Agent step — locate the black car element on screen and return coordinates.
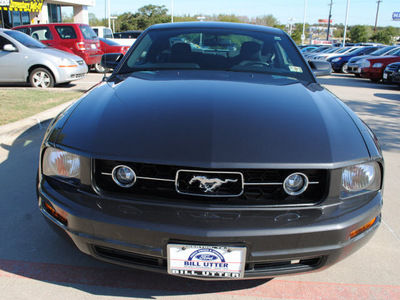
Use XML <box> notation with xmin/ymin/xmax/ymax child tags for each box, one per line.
<box><xmin>37</xmin><ymin>22</ymin><xmax>383</xmax><ymax>280</ymax></box>
<box><xmin>383</xmin><ymin>62</ymin><xmax>400</xmax><ymax>86</ymax></box>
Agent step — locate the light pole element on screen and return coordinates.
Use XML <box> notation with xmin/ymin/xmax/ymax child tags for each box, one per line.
<box><xmin>374</xmin><ymin>0</ymin><xmax>382</xmax><ymax>33</ymax></box>
<box><xmin>288</xmin><ymin>18</ymin><xmax>295</xmax><ymax>36</ymax></box>
<box><xmin>171</xmin><ymin>0</ymin><xmax>174</xmax><ymax>23</ymax></box>
<box><xmin>302</xmin><ymin>0</ymin><xmax>307</xmax><ymax>45</ymax></box>
<box><xmin>342</xmin><ymin>0</ymin><xmax>350</xmax><ymax>47</ymax></box>
<box><xmin>107</xmin><ymin>0</ymin><xmax>111</xmax><ymax>29</ymax></box>
<box><xmin>327</xmin><ymin>0</ymin><xmax>333</xmax><ymax>41</ymax></box>
<box><xmin>110</xmin><ymin>16</ymin><xmax>117</xmax><ymax>33</ymax></box>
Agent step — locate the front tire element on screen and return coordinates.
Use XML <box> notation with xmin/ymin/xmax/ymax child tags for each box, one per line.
<box><xmin>29</xmin><ymin>68</ymin><xmax>54</xmax><ymax>88</ymax></box>
<box><xmin>341</xmin><ymin>63</ymin><xmax>348</xmax><ymax>73</ymax></box>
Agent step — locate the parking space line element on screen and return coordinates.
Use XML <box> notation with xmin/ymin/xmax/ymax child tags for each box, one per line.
<box><xmin>0</xmin><ymin>259</ymin><xmax>399</xmax><ymax>299</ymax></box>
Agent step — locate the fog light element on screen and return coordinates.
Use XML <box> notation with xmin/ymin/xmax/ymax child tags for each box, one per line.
<box><xmin>112</xmin><ymin>165</ymin><xmax>136</xmax><ymax>188</ymax></box>
<box><xmin>283</xmin><ymin>173</ymin><xmax>309</xmax><ymax>196</ymax></box>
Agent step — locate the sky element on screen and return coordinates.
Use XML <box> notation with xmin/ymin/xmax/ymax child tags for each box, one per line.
<box><xmin>86</xmin><ymin>0</ymin><xmax>400</xmax><ymax>28</ymax></box>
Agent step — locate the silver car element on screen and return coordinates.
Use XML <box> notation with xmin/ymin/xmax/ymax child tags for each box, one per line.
<box><xmin>0</xmin><ymin>29</ymin><xmax>88</xmax><ymax>88</ymax></box>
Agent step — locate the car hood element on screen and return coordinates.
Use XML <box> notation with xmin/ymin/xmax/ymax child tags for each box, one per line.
<box><xmin>33</xmin><ymin>47</ymin><xmax>84</xmax><ymax>62</ymax></box>
<box><xmin>366</xmin><ymin>55</ymin><xmax>400</xmax><ymax>63</ymax></box>
<box><xmin>56</xmin><ymin>71</ymin><xmax>369</xmax><ymax>168</ymax></box>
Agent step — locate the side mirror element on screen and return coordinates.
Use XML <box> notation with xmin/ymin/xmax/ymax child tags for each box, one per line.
<box><xmin>3</xmin><ymin>44</ymin><xmax>17</xmax><ymax>52</ymax></box>
<box><xmin>308</xmin><ymin>60</ymin><xmax>332</xmax><ymax>76</ymax></box>
<box><xmin>101</xmin><ymin>53</ymin><xmax>124</xmax><ymax>70</ymax></box>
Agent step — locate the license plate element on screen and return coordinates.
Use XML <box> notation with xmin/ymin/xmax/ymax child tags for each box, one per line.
<box><xmin>357</xmin><ymin>68</ymin><xmax>361</xmax><ymax>73</ymax></box>
<box><xmin>383</xmin><ymin>73</ymin><xmax>388</xmax><ymax>79</ymax></box>
<box><xmin>167</xmin><ymin>244</ymin><xmax>246</xmax><ymax>278</ymax></box>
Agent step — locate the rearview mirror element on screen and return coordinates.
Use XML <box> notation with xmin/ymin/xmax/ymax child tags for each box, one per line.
<box><xmin>101</xmin><ymin>53</ymin><xmax>124</xmax><ymax>70</ymax></box>
<box><xmin>3</xmin><ymin>44</ymin><xmax>17</xmax><ymax>52</ymax></box>
<box><xmin>308</xmin><ymin>60</ymin><xmax>332</xmax><ymax>76</ymax></box>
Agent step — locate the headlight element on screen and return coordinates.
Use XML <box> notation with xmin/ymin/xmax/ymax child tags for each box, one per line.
<box><xmin>372</xmin><ymin>63</ymin><xmax>383</xmax><ymax>68</ymax></box>
<box><xmin>360</xmin><ymin>60</ymin><xmax>370</xmax><ymax>68</ymax></box>
<box><xmin>341</xmin><ymin>162</ymin><xmax>381</xmax><ymax>198</ymax></box>
<box><xmin>42</xmin><ymin>147</ymin><xmax>80</xmax><ymax>185</ymax></box>
<box><xmin>58</xmin><ymin>58</ymin><xmax>78</xmax><ymax>67</ymax></box>
<box><xmin>332</xmin><ymin>58</ymin><xmax>341</xmax><ymax>62</ymax></box>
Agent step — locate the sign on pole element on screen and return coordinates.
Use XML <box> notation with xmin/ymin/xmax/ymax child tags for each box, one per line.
<box><xmin>393</xmin><ymin>12</ymin><xmax>400</xmax><ymax>21</ymax></box>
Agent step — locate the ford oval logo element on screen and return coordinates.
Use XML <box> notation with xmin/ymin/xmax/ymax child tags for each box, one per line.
<box><xmin>195</xmin><ymin>254</ymin><xmax>219</xmax><ymax>261</ymax></box>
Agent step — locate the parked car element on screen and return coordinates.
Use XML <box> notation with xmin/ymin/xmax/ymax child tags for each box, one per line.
<box><xmin>313</xmin><ymin>46</ymin><xmax>361</xmax><ymax>61</ymax></box>
<box><xmin>359</xmin><ymin>48</ymin><xmax>400</xmax><ymax>82</ymax></box>
<box><xmin>0</xmin><ymin>29</ymin><xmax>87</xmax><ymax>88</ymax></box>
<box><xmin>113</xmin><ymin>30</ymin><xmax>143</xmax><ymax>46</ymax></box>
<box><xmin>13</xmin><ymin>23</ymin><xmax>103</xmax><ymax>71</ymax></box>
<box><xmin>347</xmin><ymin>45</ymin><xmax>400</xmax><ymax>77</ymax></box>
<box><xmin>38</xmin><ymin>22</ymin><xmax>383</xmax><ymax>280</ymax></box>
<box><xmin>92</xmin><ymin>26</ymin><xmax>113</xmax><ymax>39</ymax></box>
<box><xmin>94</xmin><ymin>37</ymin><xmax>130</xmax><ymax>72</ymax></box>
<box><xmin>302</xmin><ymin>45</ymin><xmax>333</xmax><ymax>59</ymax></box>
<box><xmin>383</xmin><ymin>62</ymin><xmax>400</xmax><ymax>86</ymax></box>
<box><xmin>327</xmin><ymin>46</ymin><xmax>382</xmax><ymax>73</ymax></box>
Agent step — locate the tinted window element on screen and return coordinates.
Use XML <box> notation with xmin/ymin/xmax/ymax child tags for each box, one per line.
<box><xmin>79</xmin><ymin>25</ymin><xmax>97</xmax><ymax>40</ymax></box>
<box><xmin>56</xmin><ymin>26</ymin><xmax>77</xmax><ymax>39</ymax></box>
<box><xmin>119</xmin><ymin>27</ymin><xmax>313</xmax><ymax>83</ymax></box>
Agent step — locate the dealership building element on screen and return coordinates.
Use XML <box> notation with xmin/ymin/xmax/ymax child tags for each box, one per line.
<box><xmin>0</xmin><ymin>0</ymin><xmax>95</xmax><ymax>28</ymax></box>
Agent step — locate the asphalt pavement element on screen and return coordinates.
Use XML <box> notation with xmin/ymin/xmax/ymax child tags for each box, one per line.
<box><xmin>0</xmin><ymin>73</ymin><xmax>399</xmax><ymax>299</ymax></box>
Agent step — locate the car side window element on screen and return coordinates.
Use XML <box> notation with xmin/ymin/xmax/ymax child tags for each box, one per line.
<box><xmin>55</xmin><ymin>26</ymin><xmax>77</xmax><ymax>39</ymax></box>
<box><xmin>31</xmin><ymin>27</ymin><xmax>53</xmax><ymax>41</ymax></box>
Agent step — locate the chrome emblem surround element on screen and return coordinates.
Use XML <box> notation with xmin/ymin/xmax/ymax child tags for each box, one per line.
<box><xmin>175</xmin><ymin>170</ymin><xmax>244</xmax><ymax>197</ymax></box>
<box><xmin>189</xmin><ymin>176</ymin><xmax>238</xmax><ymax>193</ymax></box>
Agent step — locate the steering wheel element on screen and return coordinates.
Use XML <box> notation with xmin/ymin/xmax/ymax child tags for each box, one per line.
<box><xmin>243</xmin><ymin>61</ymin><xmax>270</xmax><ymax>67</ymax></box>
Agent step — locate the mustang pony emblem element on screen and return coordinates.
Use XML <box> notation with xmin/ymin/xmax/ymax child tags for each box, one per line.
<box><xmin>189</xmin><ymin>176</ymin><xmax>238</xmax><ymax>193</ymax></box>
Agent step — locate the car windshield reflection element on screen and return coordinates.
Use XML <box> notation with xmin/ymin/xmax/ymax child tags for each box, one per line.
<box><xmin>117</xmin><ymin>27</ymin><xmax>313</xmax><ymax>83</ymax></box>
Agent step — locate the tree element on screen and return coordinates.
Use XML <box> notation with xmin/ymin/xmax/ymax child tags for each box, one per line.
<box><xmin>371</xmin><ymin>26</ymin><xmax>397</xmax><ymax>44</ymax></box>
<box><xmin>348</xmin><ymin>25</ymin><xmax>371</xmax><ymax>43</ymax></box>
<box><xmin>253</xmin><ymin>14</ymin><xmax>278</xmax><ymax>27</ymax></box>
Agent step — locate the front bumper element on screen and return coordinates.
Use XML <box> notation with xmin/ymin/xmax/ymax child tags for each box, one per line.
<box><xmin>56</xmin><ymin>63</ymin><xmax>88</xmax><ymax>84</ymax></box>
<box><xmin>37</xmin><ymin>175</ymin><xmax>382</xmax><ymax>280</ymax></box>
<box><xmin>360</xmin><ymin>67</ymin><xmax>383</xmax><ymax>81</ymax></box>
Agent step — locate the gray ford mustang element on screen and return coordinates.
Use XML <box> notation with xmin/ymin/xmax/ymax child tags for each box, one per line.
<box><xmin>37</xmin><ymin>22</ymin><xmax>383</xmax><ymax>280</ymax></box>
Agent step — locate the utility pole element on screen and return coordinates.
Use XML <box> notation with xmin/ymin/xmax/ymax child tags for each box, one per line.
<box><xmin>326</xmin><ymin>0</ymin><xmax>333</xmax><ymax>41</ymax></box>
<box><xmin>374</xmin><ymin>0</ymin><xmax>382</xmax><ymax>33</ymax></box>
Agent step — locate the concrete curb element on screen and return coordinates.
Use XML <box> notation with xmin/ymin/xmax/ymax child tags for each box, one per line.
<box><xmin>0</xmin><ymin>100</ymin><xmax>76</xmax><ymax>140</ymax></box>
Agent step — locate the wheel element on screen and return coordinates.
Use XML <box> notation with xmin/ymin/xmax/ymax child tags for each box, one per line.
<box><xmin>341</xmin><ymin>63</ymin><xmax>348</xmax><ymax>73</ymax></box>
<box><xmin>29</xmin><ymin>68</ymin><xmax>54</xmax><ymax>88</ymax></box>
<box><xmin>94</xmin><ymin>63</ymin><xmax>109</xmax><ymax>73</ymax></box>
<box><xmin>354</xmin><ymin>74</ymin><xmax>361</xmax><ymax>78</ymax></box>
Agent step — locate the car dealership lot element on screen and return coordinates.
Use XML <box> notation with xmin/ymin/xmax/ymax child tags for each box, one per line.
<box><xmin>0</xmin><ymin>73</ymin><xmax>399</xmax><ymax>299</ymax></box>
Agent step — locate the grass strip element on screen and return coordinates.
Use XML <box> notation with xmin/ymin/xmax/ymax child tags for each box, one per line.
<box><xmin>0</xmin><ymin>89</ymin><xmax>82</xmax><ymax>126</ymax></box>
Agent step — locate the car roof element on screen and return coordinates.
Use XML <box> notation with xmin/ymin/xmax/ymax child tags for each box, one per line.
<box><xmin>148</xmin><ymin>22</ymin><xmax>285</xmax><ymax>35</ymax></box>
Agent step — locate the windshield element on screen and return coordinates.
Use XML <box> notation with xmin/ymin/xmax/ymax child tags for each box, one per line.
<box><xmin>117</xmin><ymin>27</ymin><xmax>314</xmax><ymax>83</ymax></box>
<box><xmin>5</xmin><ymin>30</ymin><xmax>46</xmax><ymax>48</ymax></box>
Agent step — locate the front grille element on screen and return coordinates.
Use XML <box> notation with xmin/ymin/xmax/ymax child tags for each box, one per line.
<box><xmin>93</xmin><ymin>245</ymin><xmax>164</xmax><ymax>269</ymax></box>
<box><xmin>93</xmin><ymin>245</ymin><xmax>323</xmax><ymax>275</ymax></box>
<box><xmin>385</xmin><ymin>65</ymin><xmax>399</xmax><ymax>72</ymax></box>
<box><xmin>93</xmin><ymin>159</ymin><xmax>328</xmax><ymax>206</ymax></box>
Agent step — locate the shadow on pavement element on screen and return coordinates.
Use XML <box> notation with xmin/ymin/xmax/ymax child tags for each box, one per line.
<box><xmin>0</xmin><ymin>122</ymin><xmax>268</xmax><ymax>297</ymax></box>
